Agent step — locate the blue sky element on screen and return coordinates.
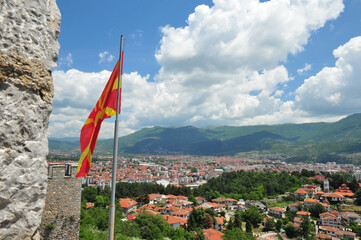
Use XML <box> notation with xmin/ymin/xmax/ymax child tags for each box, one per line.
<box><xmin>49</xmin><ymin>0</ymin><xmax>361</xmax><ymax>139</ymax></box>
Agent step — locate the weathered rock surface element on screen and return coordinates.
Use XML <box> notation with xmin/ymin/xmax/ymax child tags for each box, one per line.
<box><xmin>0</xmin><ymin>0</ymin><xmax>60</xmax><ymax>239</ymax></box>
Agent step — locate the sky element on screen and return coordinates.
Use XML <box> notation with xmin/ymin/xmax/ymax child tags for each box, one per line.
<box><xmin>49</xmin><ymin>0</ymin><xmax>361</xmax><ymax>139</ymax></box>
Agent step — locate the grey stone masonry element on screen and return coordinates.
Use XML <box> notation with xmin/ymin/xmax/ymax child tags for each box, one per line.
<box><xmin>39</xmin><ymin>163</ymin><xmax>81</xmax><ymax>240</ymax></box>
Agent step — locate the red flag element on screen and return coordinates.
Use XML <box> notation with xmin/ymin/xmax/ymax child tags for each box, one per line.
<box><xmin>76</xmin><ymin>52</ymin><xmax>124</xmax><ymax>177</ymax></box>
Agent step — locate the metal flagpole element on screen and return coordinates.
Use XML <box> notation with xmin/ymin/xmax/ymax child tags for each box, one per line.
<box><xmin>108</xmin><ymin>35</ymin><xmax>124</xmax><ymax>240</ymax></box>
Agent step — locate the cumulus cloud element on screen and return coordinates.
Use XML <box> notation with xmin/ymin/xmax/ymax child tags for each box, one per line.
<box><xmin>156</xmin><ymin>0</ymin><xmax>343</xmax><ymax>81</ymax></box>
<box><xmin>99</xmin><ymin>51</ymin><xmax>115</xmax><ymax>64</ymax></box>
<box><xmin>297</xmin><ymin>63</ymin><xmax>312</xmax><ymax>74</ymax></box>
<box><xmin>295</xmin><ymin>36</ymin><xmax>361</xmax><ymax>115</ymax></box>
<box><xmin>49</xmin><ymin>0</ymin><xmax>348</xmax><ymax>139</ymax></box>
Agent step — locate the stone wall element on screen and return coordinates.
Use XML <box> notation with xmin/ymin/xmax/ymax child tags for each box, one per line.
<box><xmin>38</xmin><ymin>163</ymin><xmax>82</xmax><ymax>240</ymax></box>
<box><xmin>0</xmin><ymin>0</ymin><xmax>60</xmax><ymax>239</ymax></box>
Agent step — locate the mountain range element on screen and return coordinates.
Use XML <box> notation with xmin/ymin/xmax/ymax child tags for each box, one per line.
<box><xmin>49</xmin><ymin>113</ymin><xmax>361</xmax><ymax>163</ymax></box>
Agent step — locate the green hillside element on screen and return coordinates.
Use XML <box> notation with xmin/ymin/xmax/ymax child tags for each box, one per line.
<box><xmin>49</xmin><ymin>113</ymin><xmax>361</xmax><ymax>162</ymax></box>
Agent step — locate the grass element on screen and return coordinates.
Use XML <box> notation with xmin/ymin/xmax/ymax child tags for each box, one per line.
<box><xmin>340</xmin><ymin>204</ymin><xmax>361</xmax><ymax>212</ymax></box>
<box><xmin>266</xmin><ymin>200</ymin><xmax>296</xmax><ymax>209</ymax></box>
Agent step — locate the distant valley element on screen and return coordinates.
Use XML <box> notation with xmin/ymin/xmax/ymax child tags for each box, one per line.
<box><xmin>49</xmin><ymin>113</ymin><xmax>361</xmax><ymax>164</ymax></box>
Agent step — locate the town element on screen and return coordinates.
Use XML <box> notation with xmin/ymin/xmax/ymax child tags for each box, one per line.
<box><xmin>51</xmin><ymin>155</ymin><xmax>361</xmax><ymax>240</ymax></box>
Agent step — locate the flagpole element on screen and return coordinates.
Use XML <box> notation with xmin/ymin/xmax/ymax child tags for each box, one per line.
<box><xmin>108</xmin><ymin>35</ymin><xmax>124</xmax><ymax>240</ymax></box>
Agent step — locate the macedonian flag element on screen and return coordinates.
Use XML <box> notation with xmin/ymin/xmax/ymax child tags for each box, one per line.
<box><xmin>75</xmin><ymin>52</ymin><xmax>124</xmax><ymax>178</ymax></box>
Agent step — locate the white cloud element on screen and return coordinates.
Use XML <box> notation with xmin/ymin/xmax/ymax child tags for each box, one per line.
<box><xmin>156</xmin><ymin>0</ymin><xmax>343</xmax><ymax>82</ymax></box>
<box><xmin>295</xmin><ymin>36</ymin><xmax>361</xmax><ymax>116</ymax></box>
<box><xmin>297</xmin><ymin>63</ymin><xmax>312</xmax><ymax>74</ymax></box>
<box><xmin>49</xmin><ymin>0</ymin><xmax>349</xmax><ymax>139</ymax></box>
<box><xmin>57</xmin><ymin>53</ymin><xmax>73</xmax><ymax>68</ymax></box>
<box><xmin>99</xmin><ymin>51</ymin><xmax>115</xmax><ymax>64</ymax></box>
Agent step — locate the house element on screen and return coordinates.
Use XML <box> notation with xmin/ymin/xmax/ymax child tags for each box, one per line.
<box><xmin>304</xmin><ymin>198</ymin><xmax>319</xmax><ymax>208</ymax></box>
<box><xmin>214</xmin><ymin>216</ymin><xmax>225</xmax><ymax>231</ymax></box>
<box><xmin>296</xmin><ymin>211</ymin><xmax>311</xmax><ymax>218</ymax></box>
<box><xmin>159</xmin><ymin>206</ymin><xmax>181</xmax><ymax>215</ymax></box>
<box><xmin>137</xmin><ymin>204</ymin><xmax>158</xmax><ymax>213</ymax></box>
<box><xmin>245</xmin><ymin>200</ymin><xmax>266</xmax><ymax>211</ymax></box>
<box><xmin>319</xmin><ymin>226</ymin><xmax>340</xmax><ymax>237</ymax></box>
<box><xmin>268</xmin><ymin>207</ymin><xmax>285</xmax><ymax>219</ymax></box>
<box><xmin>238</xmin><ymin>204</ymin><xmax>249</xmax><ymax>212</ymax></box>
<box><xmin>195</xmin><ymin>197</ymin><xmax>206</xmax><ymax>205</ymax></box>
<box><xmin>288</xmin><ymin>202</ymin><xmax>301</xmax><ymax>212</ymax></box>
<box><xmin>212</xmin><ymin>198</ymin><xmax>237</xmax><ymax>210</ymax></box>
<box><xmin>319</xmin><ymin>226</ymin><xmax>356</xmax><ymax>240</ymax></box>
<box><xmin>204</xmin><ymin>202</ymin><xmax>220</xmax><ymax>212</ymax></box>
<box><xmin>119</xmin><ymin>198</ymin><xmax>138</xmax><ymax>214</ymax></box>
<box><xmin>335</xmin><ymin>184</ymin><xmax>354</xmax><ymax>198</ymax></box>
<box><xmin>203</xmin><ymin>228</ymin><xmax>224</xmax><ymax>240</ymax></box>
<box><xmin>314</xmin><ymin>191</ymin><xmax>326</xmax><ymax>200</ymax></box>
<box><xmin>163</xmin><ymin>215</ymin><xmax>187</xmax><ymax>228</ymax></box>
<box><xmin>293</xmin><ymin>217</ymin><xmax>303</xmax><ymax>228</ymax></box>
<box><xmin>315</xmin><ymin>233</ymin><xmax>339</xmax><ymax>240</ymax></box>
<box><xmin>179</xmin><ymin>200</ymin><xmax>193</xmax><ymax>208</ymax></box>
<box><xmin>170</xmin><ymin>208</ymin><xmax>191</xmax><ymax>218</ymax></box>
<box><xmin>320</xmin><ymin>212</ymin><xmax>341</xmax><ymax>228</ymax></box>
<box><xmin>294</xmin><ymin>188</ymin><xmax>309</xmax><ymax>199</ymax></box>
<box><xmin>148</xmin><ymin>193</ymin><xmax>162</xmax><ymax>204</ymax></box>
<box><xmin>302</xmin><ymin>184</ymin><xmax>321</xmax><ymax>194</ymax></box>
<box><xmin>341</xmin><ymin>212</ymin><xmax>361</xmax><ymax>224</ymax></box>
<box><xmin>320</xmin><ymin>202</ymin><xmax>331</xmax><ymax>211</ymax></box>
<box><xmin>323</xmin><ymin>193</ymin><xmax>345</xmax><ymax>203</ymax></box>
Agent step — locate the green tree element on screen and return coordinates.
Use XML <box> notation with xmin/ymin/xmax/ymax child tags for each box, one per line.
<box><xmin>308</xmin><ymin>203</ymin><xmax>326</xmax><ymax>218</ymax></box>
<box><xmin>204</xmin><ymin>214</ymin><xmax>213</xmax><ymax>229</ymax></box>
<box><xmin>246</xmin><ymin>220</ymin><xmax>253</xmax><ymax>233</ymax></box>
<box><xmin>240</xmin><ymin>206</ymin><xmax>263</xmax><ymax>228</ymax></box>
<box><xmin>264</xmin><ymin>219</ymin><xmax>275</xmax><ymax>231</ymax></box>
<box><xmin>354</xmin><ymin>189</ymin><xmax>361</xmax><ymax>206</ymax></box>
<box><xmin>223</xmin><ymin>228</ymin><xmax>254</xmax><ymax>240</ymax></box>
<box><xmin>284</xmin><ymin>223</ymin><xmax>300</xmax><ymax>238</ymax></box>
<box><xmin>133</xmin><ymin>212</ymin><xmax>169</xmax><ymax>239</ymax></box>
<box><xmin>188</xmin><ymin>208</ymin><xmax>206</xmax><ymax>231</ymax></box>
<box><xmin>189</xmin><ymin>194</ymin><xmax>198</xmax><ymax>206</ymax></box>
<box><xmin>82</xmin><ymin>186</ymin><xmax>98</xmax><ymax>203</ymax></box>
<box><xmin>300</xmin><ymin>217</ymin><xmax>313</xmax><ymax>239</ymax></box>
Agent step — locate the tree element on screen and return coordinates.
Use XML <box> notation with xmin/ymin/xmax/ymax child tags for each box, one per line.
<box><xmin>300</xmin><ymin>217</ymin><xmax>313</xmax><ymax>239</ymax></box>
<box><xmin>246</xmin><ymin>220</ymin><xmax>253</xmax><ymax>233</ymax></box>
<box><xmin>188</xmin><ymin>208</ymin><xmax>206</xmax><ymax>231</ymax></box>
<box><xmin>204</xmin><ymin>214</ymin><xmax>213</xmax><ymax>229</ymax></box>
<box><xmin>133</xmin><ymin>212</ymin><xmax>169</xmax><ymax>239</ymax></box>
<box><xmin>355</xmin><ymin>189</ymin><xmax>361</xmax><ymax>206</ymax></box>
<box><xmin>240</xmin><ymin>206</ymin><xmax>263</xmax><ymax>228</ymax></box>
<box><xmin>189</xmin><ymin>194</ymin><xmax>198</xmax><ymax>206</ymax></box>
<box><xmin>264</xmin><ymin>219</ymin><xmax>275</xmax><ymax>232</ymax></box>
<box><xmin>308</xmin><ymin>203</ymin><xmax>326</xmax><ymax>218</ymax></box>
<box><xmin>82</xmin><ymin>186</ymin><xmax>98</xmax><ymax>203</ymax></box>
<box><xmin>191</xmin><ymin>167</ymin><xmax>197</xmax><ymax>173</ymax></box>
<box><xmin>284</xmin><ymin>223</ymin><xmax>300</xmax><ymax>238</ymax></box>
<box><xmin>223</xmin><ymin>227</ymin><xmax>254</xmax><ymax>240</ymax></box>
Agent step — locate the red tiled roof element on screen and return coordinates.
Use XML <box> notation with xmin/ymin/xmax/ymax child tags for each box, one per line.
<box><xmin>297</xmin><ymin>211</ymin><xmax>311</xmax><ymax>216</ymax></box>
<box><xmin>163</xmin><ymin>214</ymin><xmax>187</xmax><ymax>225</ymax></box>
<box><xmin>86</xmin><ymin>202</ymin><xmax>95</xmax><ymax>209</ymax></box>
<box><xmin>214</xmin><ymin>216</ymin><xmax>225</xmax><ymax>225</ymax></box>
<box><xmin>269</xmin><ymin>207</ymin><xmax>285</xmax><ymax>212</ymax></box>
<box><xmin>119</xmin><ymin>198</ymin><xmax>138</xmax><ymax>209</ymax></box>
<box><xmin>295</xmin><ymin>188</ymin><xmax>308</xmax><ymax>194</ymax></box>
<box><xmin>202</xmin><ymin>229</ymin><xmax>224</xmax><ymax>240</ymax></box>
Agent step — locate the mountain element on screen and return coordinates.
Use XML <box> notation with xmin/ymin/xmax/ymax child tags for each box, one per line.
<box><xmin>49</xmin><ymin>113</ymin><xmax>361</xmax><ymax>161</ymax></box>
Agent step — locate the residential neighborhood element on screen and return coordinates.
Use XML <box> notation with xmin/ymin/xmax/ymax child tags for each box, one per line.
<box><xmin>75</xmin><ymin>155</ymin><xmax>361</xmax><ymax>240</ymax></box>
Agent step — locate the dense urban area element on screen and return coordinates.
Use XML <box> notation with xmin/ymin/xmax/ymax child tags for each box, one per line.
<box><xmin>48</xmin><ymin>154</ymin><xmax>361</xmax><ymax>240</ymax></box>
